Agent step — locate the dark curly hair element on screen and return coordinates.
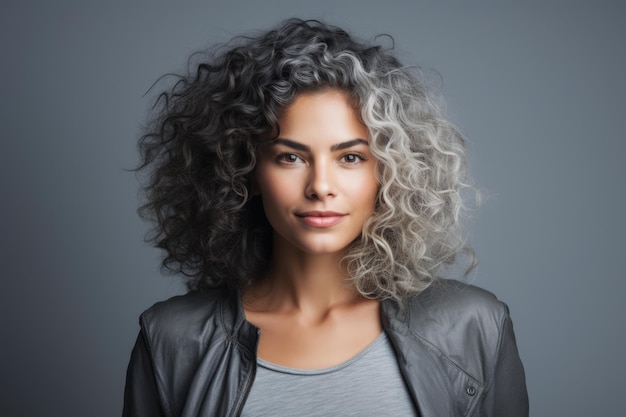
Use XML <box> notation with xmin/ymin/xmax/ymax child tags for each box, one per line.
<box><xmin>138</xmin><ymin>18</ymin><xmax>473</xmax><ymax>300</ymax></box>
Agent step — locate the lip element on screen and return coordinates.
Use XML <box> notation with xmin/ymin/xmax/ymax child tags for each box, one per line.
<box><xmin>296</xmin><ymin>211</ymin><xmax>347</xmax><ymax>228</ymax></box>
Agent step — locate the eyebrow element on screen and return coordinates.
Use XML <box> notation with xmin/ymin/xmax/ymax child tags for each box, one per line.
<box><xmin>270</xmin><ymin>138</ymin><xmax>369</xmax><ymax>152</ymax></box>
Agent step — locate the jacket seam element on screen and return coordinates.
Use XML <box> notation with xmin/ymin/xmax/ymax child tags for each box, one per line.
<box><xmin>407</xmin><ymin>326</ymin><xmax>482</xmax><ymax>387</ymax></box>
<box><xmin>482</xmin><ymin>303</ymin><xmax>508</xmax><ymax>395</ymax></box>
<box><xmin>140</xmin><ymin>315</ymin><xmax>176</xmax><ymax>417</ymax></box>
<box><xmin>219</xmin><ymin>290</ymin><xmax>257</xmax><ymax>417</ymax></box>
<box><xmin>402</xmin><ymin>300</ymin><xmax>482</xmax><ymax>387</ymax></box>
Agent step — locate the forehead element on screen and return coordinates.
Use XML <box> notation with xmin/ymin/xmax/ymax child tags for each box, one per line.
<box><xmin>277</xmin><ymin>89</ymin><xmax>368</xmax><ymax>143</ymax></box>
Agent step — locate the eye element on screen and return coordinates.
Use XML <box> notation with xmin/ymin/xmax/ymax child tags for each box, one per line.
<box><xmin>276</xmin><ymin>153</ymin><xmax>303</xmax><ymax>164</ymax></box>
<box><xmin>340</xmin><ymin>153</ymin><xmax>367</xmax><ymax>164</ymax></box>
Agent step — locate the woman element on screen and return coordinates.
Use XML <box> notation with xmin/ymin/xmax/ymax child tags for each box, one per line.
<box><xmin>124</xmin><ymin>19</ymin><xmax>528</xmax><ymax>417</ymax></box>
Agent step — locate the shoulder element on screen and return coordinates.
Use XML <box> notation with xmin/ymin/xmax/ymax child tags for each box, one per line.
<box><xmin>138</xmin><ymin>288</ymin><xmax>238</xmax><ymax>348</ymax></box>
<box><xmin>407</xmin><ymin>279</ymin><xmax>509</xmax><ymax>328</ymax></box>
<box><xmin>385</xmin><ymin>279</ymin><xmax>514</xmax><ymax>382</ymax></box>
<box><xmin>141</xmin><ymin>290</ymin><xmax>220</xmax><ymax>327</ymax></box>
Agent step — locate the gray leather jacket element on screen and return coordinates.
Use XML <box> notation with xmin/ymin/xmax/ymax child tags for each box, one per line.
<box><xmin>123</xmin><ymin>280</ymin><xmax>528</xmax><ymax>417</ymax></box>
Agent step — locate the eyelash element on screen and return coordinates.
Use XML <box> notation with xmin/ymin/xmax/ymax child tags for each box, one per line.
<box><xmin>340</xmin><ymin>152</ymin><xmax>367</xmax><ymax>164</ymax></box>
<box><xmin>275</xmin><ymin>152</ymin><xmax>368</xmax><ymax>165</ymax></box>
<box><xmin>275</xmin><ymin>153</ymin><xmax>303</xmax><ymax>164</ymax></box>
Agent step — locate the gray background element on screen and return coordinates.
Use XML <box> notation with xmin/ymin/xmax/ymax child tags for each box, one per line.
<box><xmin>1</xmin><ymin>0</ymin><xmax>624</xmax><ymax>416</ymax></box>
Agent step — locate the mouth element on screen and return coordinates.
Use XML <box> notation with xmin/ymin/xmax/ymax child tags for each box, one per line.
<box><xmin>295</xmin><ymin>211</ymin><xmax>347</xmax><ymax>228</ymax></box>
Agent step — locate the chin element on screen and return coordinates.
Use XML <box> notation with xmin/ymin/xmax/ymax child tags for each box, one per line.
<box><xmin>293</xmin><ymin>237</ymin><xmax>359</xmax><ymax>256</ymax></box>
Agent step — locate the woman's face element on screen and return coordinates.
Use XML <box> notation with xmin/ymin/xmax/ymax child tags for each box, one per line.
<box><xmin>254</xmin><ymin>89</ymin><xmax>378</xmax><ymax>256</ymax></box>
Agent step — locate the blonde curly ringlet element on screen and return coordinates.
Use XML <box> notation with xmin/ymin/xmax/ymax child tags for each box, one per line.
<box><xmin>341</xmin><ymin>57</ymin><xmax>474</xmax><ymax>300</ymax></box>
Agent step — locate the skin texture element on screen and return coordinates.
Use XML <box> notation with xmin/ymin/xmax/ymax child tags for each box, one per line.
<box><xmin>245</xmin><ymin>89</ymin><xmax>382</xmax><ymax>369</ymax></box>
<box><xmin>254</xmin><ymin>89</ymin><xmax>378</xmax><ymax>257</ymax></box>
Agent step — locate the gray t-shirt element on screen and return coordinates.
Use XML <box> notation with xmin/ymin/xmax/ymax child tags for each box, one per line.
<box><xmin>241</xmin><ymin>332</ymin><xmax>418</xmax><ymax>416</ymax></box>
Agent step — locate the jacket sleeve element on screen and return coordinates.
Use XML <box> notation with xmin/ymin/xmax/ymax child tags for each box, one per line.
<box><xmin>122</xmin><ymin>331</ymin><xmax>168</xmax><ymax>417</ymax></box>
<box><xmin>481</xmin><ymin>308</ymin><xmax>529</xmax><ymax>416</ymax></box>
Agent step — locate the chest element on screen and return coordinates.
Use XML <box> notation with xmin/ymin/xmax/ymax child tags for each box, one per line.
<box><xmin>241</xmin><ymin>332</ymin><xmax>419</xmax><ymax>417</ymax></box>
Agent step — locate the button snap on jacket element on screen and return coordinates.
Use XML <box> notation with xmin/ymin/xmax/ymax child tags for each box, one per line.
<box><xmin>466</xmin><ymin>385</ymin><xmax>476</xmax><ymax>396</ymax></box>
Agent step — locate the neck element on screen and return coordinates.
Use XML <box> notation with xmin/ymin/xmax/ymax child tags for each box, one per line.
<box><xmin>245</xmin><ymin>237</ymin><xmax>362</xmax><ymax>316</ymax></box>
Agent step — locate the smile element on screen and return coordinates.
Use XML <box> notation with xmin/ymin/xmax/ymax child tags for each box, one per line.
<box><xmin>296</xmin><ymin>211</ymin><xmax>346</xmax><ymax>228</ymax></box>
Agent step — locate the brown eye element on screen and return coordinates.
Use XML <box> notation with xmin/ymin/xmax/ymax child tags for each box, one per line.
<box><xmin>340</xmin><ymin>153</ymin><xmax>366</xmax><ymax>164</ymax></box>
<box><xmin>277</xmin><ymin>153</ymin><xmax>303</xmax><ymax>164</ymax></box>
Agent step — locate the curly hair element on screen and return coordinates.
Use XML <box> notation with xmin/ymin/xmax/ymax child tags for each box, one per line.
<box><xmin>138</xmin><ymin>18</ymin><xmax>474</xmax><ymax>301</ymax></box>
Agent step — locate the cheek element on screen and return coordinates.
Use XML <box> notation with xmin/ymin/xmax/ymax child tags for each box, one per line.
<box><xmin>256</xmin><ymin>170</ymin><xmax>295</xmax><ymax>210</ymax></box>
<box><xmin>353</xmin><ymin>172</ymin><xmax>379</xmax><ymax>210</ymax></box>
<box><xmin>364</xmin><ymin>190</ymin><xmax>379</xmax><ymax>216</ymax></box>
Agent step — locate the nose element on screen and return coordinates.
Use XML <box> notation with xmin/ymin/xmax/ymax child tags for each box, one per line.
<box><xmin>305</xmin><ymin>160</ymin><xmax>337</xmax><ymax>200</ymax></box>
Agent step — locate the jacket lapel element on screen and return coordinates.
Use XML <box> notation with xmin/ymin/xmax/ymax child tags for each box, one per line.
<box><xmin>381</xmin><ymin>299</ymin><xmax>484</xmax><ymax>417</ymax></box>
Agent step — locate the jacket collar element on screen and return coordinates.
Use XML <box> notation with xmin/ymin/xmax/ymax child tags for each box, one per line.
<box><xmin>226</xmin><ymin>287</ymin><xmax>484</xmax><ymax>417</ymax></box>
